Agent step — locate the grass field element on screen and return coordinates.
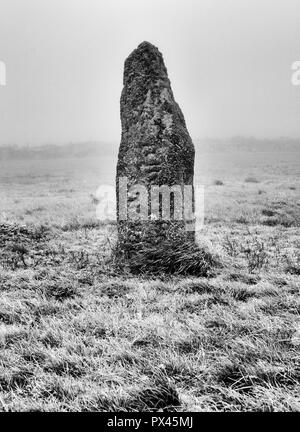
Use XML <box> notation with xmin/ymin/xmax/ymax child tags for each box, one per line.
<box><xmin>0</xmin><ymin>149</ymin><xmax>299</xmax><ymax>411</ymax></box>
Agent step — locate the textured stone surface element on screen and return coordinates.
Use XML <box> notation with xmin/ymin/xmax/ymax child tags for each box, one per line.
<box><xmin>116</xmin><ymin>41</ymin><xmax>195</xmax><ymax>253</ymax></box>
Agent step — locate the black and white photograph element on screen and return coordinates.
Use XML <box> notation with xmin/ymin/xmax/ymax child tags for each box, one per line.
<box><xmin>0</xmin><ymin>0</ymin><xmax>299</xmax><ymax>416</ymax></box>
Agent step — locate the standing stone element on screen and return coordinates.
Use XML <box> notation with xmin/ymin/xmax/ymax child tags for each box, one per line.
<box><xmin>116</xmin><ymin>41</ymin><xmax>195</xmax><ymax>255</ymax></box>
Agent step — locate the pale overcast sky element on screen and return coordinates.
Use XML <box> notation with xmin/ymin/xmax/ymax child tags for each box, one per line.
<box><xmin>0</xmin><ymin>0</ymin><xmax>299</xmax><ymax>144</ymax></box>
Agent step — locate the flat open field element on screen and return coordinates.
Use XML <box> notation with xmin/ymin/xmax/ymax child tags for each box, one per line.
<box><xmin>0</xmin><ymin>150</ymin><xmax>299</xmax><ymax>411</ymax></box>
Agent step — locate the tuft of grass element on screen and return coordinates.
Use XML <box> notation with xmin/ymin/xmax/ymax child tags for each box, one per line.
<box><xmin>284</xmin><ymin>252</ymin><xmax>300</xmax><ymax>276</ymax></box>
<box><xmin>235</xmin><ymin>216</ymin><xmax>249</xmax><ymax>225</ymax></box>
<box><xmin>94</xmin><ymin>281</ymin><xmax>132</xmax><ymax>299</ymax></box>
<box><xmin>0</xmin><ymin>367</ymin><xmax>34</xmax><ymax>392</ymax></box>
<box><xmin>213</xmin><ymin>180</ymin><xmax>224</xmax><ymax>186</ymax></box>
<box><xmin>177</xmin><ymin>279</ymin><xmax>215</xmax><ymax>294</ymax></box>
<box><xmin>261</xmin><ymin>213</ymin><xmax>298</xmax><ymax>228</ymax></box>
<box><xmin>114</xmin><ymin>237</ymin><xmax>220</xmax><ymax>277</ymax></box>
<box><xmin>261</xmin><ymin>209</ymin><xmax>276</xmax><ymax>217</ymax></box>
<box><xmin>240</xmin><ymin>236</ymin><xmax>268</xmax><ymax>274</ymax></box>
<box><xmin>39</xmin><ymin>280</ymin><xmax>78</xmax><ymax>301</ymax></box>
<box><xmin>224</xmin><ymin>272</ymin><xmax>259</xmax><ymax>285</ymax></box>
<box><xmin>127</xmin><ymin>378</ymin><xmax>180</xmax><ymax>411</ymax></box>
<box><xmin>245</xmin><ymin>177</ymin><xmax>259</xmax><ymax>183</ymax></box>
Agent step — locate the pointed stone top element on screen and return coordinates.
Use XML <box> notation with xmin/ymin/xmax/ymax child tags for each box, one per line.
<box><xmin>136</xmin><ymin>41</ymin><xmax>159</xmax><ymax>52</ymax></box>
<box><xmin>123</xmin><ymin>41</ymin><xmax>168</xmax><ymax>85</ymax></box>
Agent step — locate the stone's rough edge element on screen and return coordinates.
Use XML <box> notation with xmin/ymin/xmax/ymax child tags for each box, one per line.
<box><xmin>116</xmin><ymin>41</ymin><xmax>195</xmax><ymax>251</ymax></box>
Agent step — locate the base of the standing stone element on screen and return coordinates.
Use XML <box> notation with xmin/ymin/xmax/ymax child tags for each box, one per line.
<box><xmin>113</xmin><ymin>220</ymin><xmax>219</xmax><ymax>276</ymax></box>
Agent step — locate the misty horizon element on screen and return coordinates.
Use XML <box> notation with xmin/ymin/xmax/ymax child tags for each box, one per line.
<box><xmin>1</xmin><ymin>136</ymin><xmax>300</xmax><ymax>149</ymax></box>
<box><xmin>0</xmin><ymin>0</ymin><xmax>300</xmax><ymax>145</ymax></box>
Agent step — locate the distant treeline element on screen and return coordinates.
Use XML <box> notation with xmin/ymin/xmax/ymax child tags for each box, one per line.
<box><xmin>195</xmin><ymin>137</ymin><xmax>300</xmax><ymax>153</ymax></box>
<box><xmin>0</xmin><ymin>137</ymin><xmax>299</xmax><ymax>160</ymax></box>
<box><xmin>0</xmin><ymin>142</ymin><xmax>115</xmax><ymax>160</ymax></box>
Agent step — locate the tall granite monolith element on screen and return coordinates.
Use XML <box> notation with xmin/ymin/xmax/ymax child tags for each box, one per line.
<box><xmin>116</xmin><ymin>41</ymin><xmax>195</xmax><ymax>256</ymax></box>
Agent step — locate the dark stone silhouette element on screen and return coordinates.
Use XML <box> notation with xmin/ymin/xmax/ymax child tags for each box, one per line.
<box><xmin>116</xmin><ymin>41</ymin><xmax>195</xmax><ymax>254</ymax></box>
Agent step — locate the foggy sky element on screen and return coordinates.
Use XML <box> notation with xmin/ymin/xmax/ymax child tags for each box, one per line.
<box><xmin>0</xmin><ymin>0</ymin><xmax>299</xmax><ymax>145</ymax></box>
